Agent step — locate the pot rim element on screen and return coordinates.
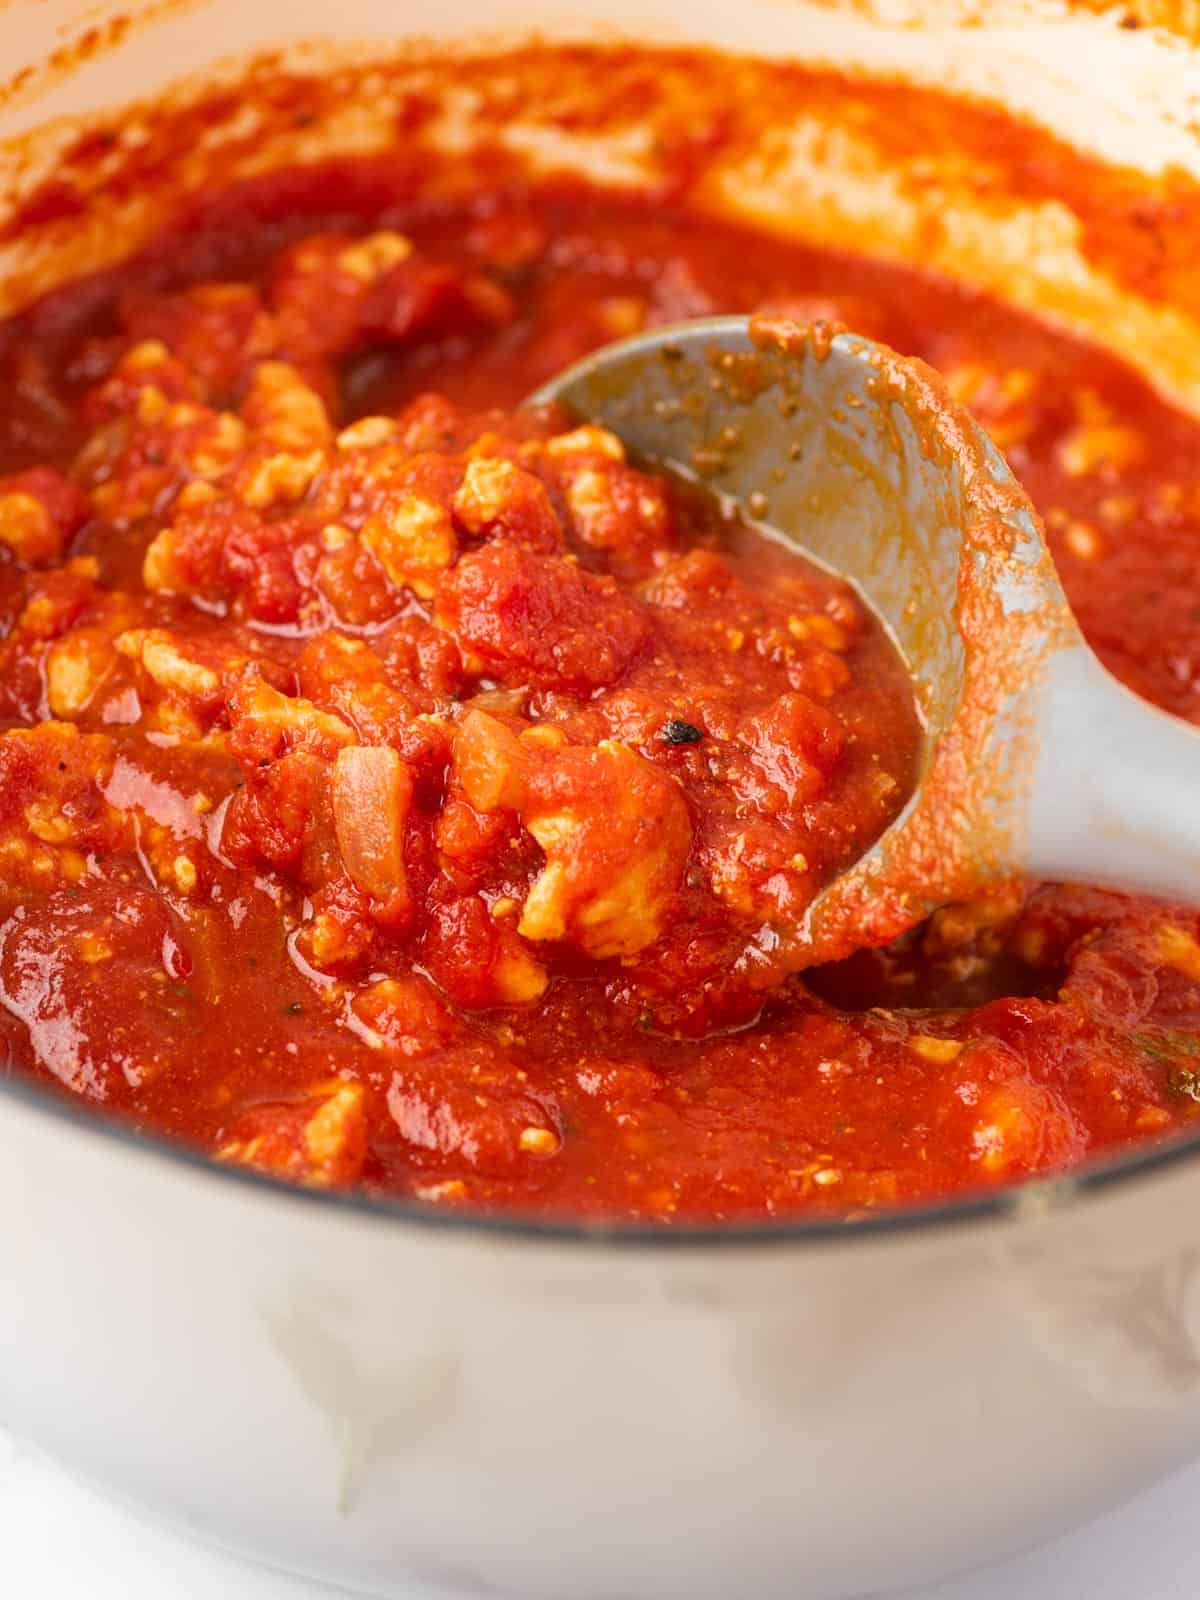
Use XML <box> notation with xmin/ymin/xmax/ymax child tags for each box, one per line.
<box><xmin>4</xmin><ymin>1066</ymin><xmax>1197</xmax><ymax>1250</ymax></box>
<box><xmin>4</xmin><ymin>14</ymin><xmax>1197</xmax><ymax>1258</ymax></box>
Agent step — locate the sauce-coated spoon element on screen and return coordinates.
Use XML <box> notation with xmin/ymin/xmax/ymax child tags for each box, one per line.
<box><xmin>532</xmin><ymin>316</ymin><xmax>1200</xmax><ymax>969</ymax></box>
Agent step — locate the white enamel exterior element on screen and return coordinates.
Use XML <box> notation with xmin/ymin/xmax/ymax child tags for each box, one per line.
<box><xmin>12</xmin><ymin>1083</ymin><xmax>1200</xmax><ymax>1600</ymax></box>
<box><xmin>6</xmin><ymin>5</ymin><xmax>1200</xmax><ymax>1598</ymax></box>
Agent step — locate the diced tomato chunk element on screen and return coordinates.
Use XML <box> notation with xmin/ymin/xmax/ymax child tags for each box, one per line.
<box><xmin>437</xmin><ymin>544</ymin><xmax>650</xmax><ymax>691</ymax></box>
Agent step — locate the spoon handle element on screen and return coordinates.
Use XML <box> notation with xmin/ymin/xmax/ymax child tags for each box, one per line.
<box><xmin>1027</xmin><ymin>646</ymin><xmax>1200</xmax><ymax>903</ymax></box>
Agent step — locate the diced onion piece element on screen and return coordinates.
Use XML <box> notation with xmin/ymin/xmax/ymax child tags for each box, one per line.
<box><xmin>332</xmin><ymin>744</ymin><xmax>413</xmax><ymax>900</ymax></box>
<box><xmin>454</xmin><ymin>709</ymin><xmax>527</xmax><ymax>813</ymax></box>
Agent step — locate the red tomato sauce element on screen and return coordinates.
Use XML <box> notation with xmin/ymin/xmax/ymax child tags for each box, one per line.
<box><xmin>2</xmin><ymin>168</ymin><xmax>1200</xmax><ymax>1221</ymax></box>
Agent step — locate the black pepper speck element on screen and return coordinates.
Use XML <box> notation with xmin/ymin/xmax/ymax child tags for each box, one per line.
<box><xmin>661</xmin><ymin>719</ymin><xmax>703</xmax><ymax>746</ymax></box>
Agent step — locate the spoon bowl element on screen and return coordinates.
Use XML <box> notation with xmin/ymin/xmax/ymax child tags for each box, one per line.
<box><xmin>533</xmin><ymin>316</ymin><xmax>1200</xmax><ymax>966</ymax></box>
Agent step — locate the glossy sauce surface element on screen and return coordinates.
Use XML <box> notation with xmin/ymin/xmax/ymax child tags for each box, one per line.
<box><xmin>3</xmin><ymin>170</ymin><xmax>1200</xmax><ymax>1220</ymax></box>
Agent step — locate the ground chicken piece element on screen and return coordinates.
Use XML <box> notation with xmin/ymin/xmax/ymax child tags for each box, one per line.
<box><xmin>217</xmin><ymin>1081</ymin><xmax>368</xmax><ymax>1188</ymax></box>
<box><xmin>0</xmin><ymin>562</ymin><xmax>106</xmax><ymax>723</ymax></box>
<box><xmin>543</xmin><ymin>424</ymin><xmax>626</xmax><ymax>463</ymax></box>
<box><xmin>240</xmin><ymin>360</ymin><xmax>332</xmax><ymax>451</ymax></box>
<box><xmin>336</xmin><ymin>415</ymin><xmax>402</xmax><ymax>452</ymax></box>
<box><xmin>555</xmin><ymin>454</ymin><xmax>676</xmax><ymax>576</ymax></box>
<box><xmin>309</xmin><ymin>447</ymin><xmax>465</xmax><ymax>603</ymax></box>
<box><xmin>309</xmin><ymin>434</ymin><xmax>462</xmax><ymax>528</ymax></box>
<box><xmin>452</xmin><ymin>456</ymin><xmax>563</xmax><ymax>552</ymax></box>
<box><xmin>299</xmin><ymin>874</ymin><xmax>379</xmax><ymax>968</ymax></box>
<box><xmin>143</xmin><ymin>505</ymin><xmax>228</xmax><ymax>595</ymax></box>
<box><xmin>453</xmin><ymin>713</ymin><xmax>691</xmax><ymax>960</ymax></box>
<box><xmin>83</xmin><ymin>339</ymin><xmax>201</xmax><ymax>425</ymax></box>
<box><xmin>143</xmin><ymin>499</ymin><xmax>249</xmax><ymax>595</ymax></box>
<box><xmin>519</xmin><ymin>740</ymin><xmax>692</xmax><ymax>959</ymax></box>
<box><xmin>360</xmin><ymin>494</ymin><xmax>456</xmax><ymax>599</ymax></box>
<box><xmin>233</xmin><ymin>445</ymin><xmax>326</xmax><ymax>512</ymax></box>
<box><xmin>489</xmin><ymin>927</ymin><xmax>551</xmax><ymax>1002</ymax></box>
<box><xmin>115</xmin><ymin>628</ymin><xmax>223</xmax><ymax>707</ymax></box>
<box><xmin>315</xmin><ymin>526</ymin><xmax>398</xmax><ymax>627</ymax></box>
<box><xmin>45</xmin><ymin>628</ymin><xmax>119</xmax><ymax>719</ymax></box>
<box><xmin>227</xmin><ymin>671</ymin><xmax>356</xmax><ymax>764</ymax></box>
<box><xmin>10</xmin><ymin>559</ymin><xmax>100</xmax><ymax>644</ymax></box>
<box><xmin>0</xmin><ymin>467</ymin><xmax>89</xmax><ymax>565</ymax></box>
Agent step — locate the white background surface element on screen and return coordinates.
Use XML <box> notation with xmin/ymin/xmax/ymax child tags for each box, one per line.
<box><xmin>3</xmin><ymin>1425</ymin><xmax>1200</xmax><ymax>1600</ymax></box>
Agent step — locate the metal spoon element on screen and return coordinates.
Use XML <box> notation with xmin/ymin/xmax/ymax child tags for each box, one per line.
<box><xmin>531</xmin><ymin>315</ymin><xmax>1200</xmax><ymax>970</ymax></box>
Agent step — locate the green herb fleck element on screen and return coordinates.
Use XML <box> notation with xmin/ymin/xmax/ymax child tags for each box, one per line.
<box><xmin>1132</xmin><ymin>1029</ymin><xmax>1200</xmax><ymax>1100</ymax></box>
<box><xmin>1131</xmin><ymin>1029</ymin><xmax>1200</xmax><ymax>1063</ymax></box>
<box><xmin>1170</xmin><ymin>1066</ymin><xmax>1200</xmax><ymax>1103</ymax></box>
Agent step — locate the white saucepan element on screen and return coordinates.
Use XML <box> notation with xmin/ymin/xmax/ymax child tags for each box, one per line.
<box><xmin>4</xmin><ymin>3</ymin><xmax>1200</xmax><ymax>1597</ymax></box>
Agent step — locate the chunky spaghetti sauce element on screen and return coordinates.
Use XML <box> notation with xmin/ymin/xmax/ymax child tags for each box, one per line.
<box><xmin>3</xmin><ymin>156</ymin><xmax>1200</xmax><ymax>1221</ymax></box>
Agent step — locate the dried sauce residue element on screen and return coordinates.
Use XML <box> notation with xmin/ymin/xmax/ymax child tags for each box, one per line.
<box><xmin>5</xmin><ymin>40</ymin><xmax>1200</xmax><ymax>396</ymax></box>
